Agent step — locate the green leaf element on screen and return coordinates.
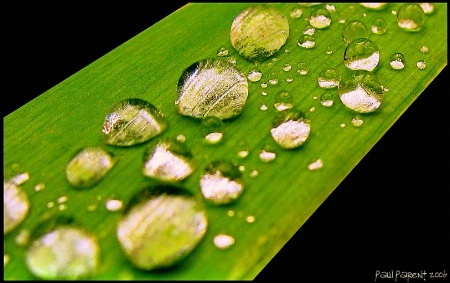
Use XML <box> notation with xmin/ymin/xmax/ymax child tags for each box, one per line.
<box><xmin>4</xmin><ymin>3</ymin><xmax>448</xmax><ymax>280</ymax></box>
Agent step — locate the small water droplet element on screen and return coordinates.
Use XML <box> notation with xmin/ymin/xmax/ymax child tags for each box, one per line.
<box><xmin>344</xmin><ymin>38</ymin><xmax>380</xmax><ymax>71</ymax></box>
<box><xmin>34</xmin><ymin>183</ymin><xmax>45</xmax><ymax>192</ymax></box>
<box><xmin>66</xmin><ymin>147</ymin><xmax>114</xmax><ymax>189</ymax></box>
<box><xmin>117</xmin><ymin>185</ymin><xmax>207</xmax><ymax>270</ymax></box>
<box><xmin>419</xmin><ymin>3</ymin><xmax>435</xmax><ymax>14</ymax></box>
<box><xmin>202</xmin><ymin>116</ymin><xmax>224</xmax><ymax>144</ymax></box>
<box><xmin>416</xmin><ymin>60</ymin><xmax>427</xmax><ymax>70</ymax></box>
<box><xmin>247</xmin><ymin>69</ymin><xmax>263</xmax><ymax>82</ymax></box>
<box><xmin>238</xmin><ymin>165</ymin><xmax>245</xmax><ymax>172</ymax></box>
<box><xmin>4</xmin><ymin>254</ymin><xmax>10</xmax><ymax>266</ymax></box>
<box><xmin>309</xmin><ymin>106</ymin><xmax>316</xmax><ymax>112</ymax></box>
<box><xmin>58</xmin><ymin>204</ymin><xmax>67</xmax><ymax>211</ymax></box>
<box><xmin>320</xmin><ymin>93</ymin><xmax>334</xmax><ymax>107</ymax></box>
<box><xmin>260</xmin><ymin>103</ymin><xmax>269</xmax><ymax>111</ymax></box>
<box><xmin>326</xmin><ymin>47</ymin><xmax>333</xmax><ymax>54</ymax></box>
<box><xmin>15</xmin><ymin>228</ymin><xmax>30</xmax><ymax>247</ymax></box>
<box><xmin>213</xmin><ymin>234</ymin><xmax>235</xmax><ymax>250</ymax></box>
<box><xmin>270</xmin><ymin>109</ymin><xmax>311</xmax><ymax>149</ymax></box>
<box><xmin>309</xmin><ymin>5</ymin><xmax>332</xmax><ymax>29</ymax></box>
<box><xmin>176</xmin><ymin>134</ymin><xmax>186</xmax><ymax>143</ymax></box>
<box><xmin>259</xmin><ymin>150</ymin><xmax>277</xmax><ymax>162</ymax></box>
<box><xmin>4</xmin><ymin>181</ymin><xmax>30</xmax><ymax>234</ymax></box>
<box><xmin>261</xmin><ymin>82</ymin><xmax>268</xmax><ymax>88</ymax></box>
<box><xmin>283</xmin><ymin>63</ymin><xmax>292</xmax><ymax>72</ymax></box>
<box><xmin>26</xmin><ymin>225</ymin><xmax>100</xmax><ymax>279</ymax></box>
<box><xmin>340</xmin><ymin>123</ymin><xmax>346</xmax><ymax>128</ymax></box>
<box><xmin>371</xmin><ymin>17</ymin><xmax>388</xmax><ymax>34</ymax></box>
<box><xmin>351</xmin><ymin>115</ymin><xmax>364</xmax><ymax>127</ymax></box>
<box><xmin>216</xmin><ymin>46</ymin><xmax>229</xmax><ymax>57</ymax></box>
<box><xmin>297</xmin><ymin>62</ymin><xmax>309</xmax><ymax>75</ymax></box>
<box><xmin>230</xmin><ymin>5</ymin><xmax>289</xmax><ymax>62</ymax></box>
<box><xmin>105</xmin><ymin>199</ymin><xmax>123</xmax><ymax>212</ymax></box>
<box><xmin>389</xmin><ymin>53</ymin><xmax>406</xmax><ymax>70</ymax></box>
<box><xmin>268</xmin><ymin>73</ymin><xmax>279</xmax><ymax>85</ymax></box>
<box><xmin>57</xmin><ymin>195</ymin><xmax>68</xmax><ymax>204</ymax></box>
<box><xmin>274</xmin><ymin>91</ymin><xmax>294</xmax><ymax>111</ymax></box>
<box><xmin>103</xmin><ymin>98</ymin><xmax>168</xmax><ymax>147</ymax></box>
<box><xmin>397</xmin><ymin>4</ymin><xmax>425</xmax><ymax>32</ymax></box>
<box><xmin>238</xmin><ymin>150</ymin><xmax>249</xmax><ymax>158</ymax></box>
<box><xmin>419</xmin><ymin>45</ymin><xmax>429</xmax><ymax>54</ymax></box>
<box><xmin>297</xmin><ymin>34</ymin><xmax>316</xmax><ymax>49</ymax></box>
<box><xmin>249</xmin><ymin>169</ymin><xmax>259</xmax><ymax>178</ymax></box>
<box><xmin>47</xmin><ymin>201</ymin><xmax>55</xmax><ymax>209</ymax></box>
<box><xmin>303</xmin><ymin>24</ymin><xmax>316</xmax><ymax>35</ymax></box>
<box><xmin>326</xmin><ymin>4</ymin><xmax>336</xmax><ymax>13</ymax></box>
<box><xmin>290</xmin><ymin>7</ymin><xmax>303</xmax><ymax>19</ymax></box>
<box><xmin>245</xmin><ymin>215</ymin><xmax>256</xmax><ymax>223</ymax></box>
<box><xmin>286</xmin><ymin>77</ymin><xmax>294</xmax><ymax>83</ymax></box>
<box><xmin>392</xmin><ymin>10</ymin><xmax>397</xmax><ymax>16</ymax></box>
<box><xmin>360</xmin><ymin>3</ymin><xmax>388</xmax><ymax>10</ymax></box>
<box><xmin>237</xmin><ymin>141</ymin><xmax>250</xmax><ymax>159</ymax></box>
<box><xmin>318</xmin><ymin>68</ymin><xmax>341</xmax><ymax>88</ymax></box>
<box><xmin>261</xmin><ymin>91</ymin><xmax>268</xmax><ymax>96</ymax></box>
<box><xmin>200</xmin><ymin>160</ymin><xmax>244</xmax><ymax>205</ymax></box>
<box><xmin>227</xmin><ymin>210</ymin><xmax>235</xmax><ymax>217</ymax></box>
<box><xmin>284</xmin><ymin>48</ymin><xmax>290</xmax><ymax>53</ymax></box>
<box><xmin>143</xmin><ymin>138</ymin><xmax>195</xmax><ymax>182</ymax></box>
<box><xmin>308</xmin><ymin>159</ymin><xmax>324</xmax><ymax>170</ymax></box>
<box><xmin>342</xmin><ymin>20</ymin><xmax>369</xmax><ymax>44</ymax></box>
<box><xmin>176</xmin><ymin>58</ymin><xmax>248</xmax><ymax>120</ymax></box>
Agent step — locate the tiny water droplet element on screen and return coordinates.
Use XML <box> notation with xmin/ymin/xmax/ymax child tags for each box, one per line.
<box><xmin>4</xmin><ymin>181</ymin><xmax>30</xmax><ymax>234</ymax></box>
<box><xmin>238</xmin><ymin>165</ymin><xmax>245</xmax><ymax>172</ymax></box>
<box><xmin>340</xmin><ymin>123</ymin><xmax>346</xmax><ymax>128</ymax></box>
<box><xmin>246</xmin><ymin>215</ymin><xmax>256</xmax><ymax>223</ymax></box>
<box><xmin>247</xmin><ymin>69</ymin><xmax>263</xmax><ymax>82</ymax></box>
<box><xmin>419</xmin><ymin>3</ymin><xmax>435</xmax><ymax>14</ymax></box>
<box><xmin>287</xmin><ymin>77</ymin><xmax>294</xmax><ymax>83</ymax></box>
<box><xmin>249</xmin><ymin>169</ymin><xmax>259</xmax><ymax>178</ymax></box>
<box><xmin>297</xmin><ymin>34</ymin><xmax>316</xmax><ymax>49</ymax></box>
<box><xmin>259</xmin><ymin>150</ymin><xmax>277</xmax><ymax>162</ymax></box>
<box><xmin>227</xmin><ymin>210</ymin><xmax>235</xmax><ymax>217</ymax></box>
<box><xmin>297</xmin><ymin>62</ymin><xmax>309</xmax><ymax>75</ymax></box>
<box><xmin>143</xmin><ymin>138</ymin><xmax>195</xmax><ymax>182</ymax></box>
<box><xmin>310</xmin><ymin>106</ymin><xmax>316</xmax><ymax>112</ymax></box>
<box><xmin>66</xmin><ymin>147</ymin><xmax>114</xmax><ymax>189</ymax></box>
<box><xmin>103</xmin><ymin>98</ymin><xmax>168</xmax><ymax>147</ymax></box>
<box><xmin>268</xmin><ymin>73</ymin><xmax>279</xmax><ymax>85</ymax></box>
<box><xmin>274</xmin><ymin>91</ymin><xmax>294</xmax><ymax>111</ymax></box>
<box><xmin>283</xmin><ymin>63</ymin><xmax>292</xmax><ymax>72</ymax></box>
<box><xmin>117</xmin><ymin>185</ymin><xmax>207</xmax><ymax>270</ymax></box>
<box><xmin>416</xmin><ymin>60</ymin><xmax>427</xmax><ymax>70</ymax></box>
<box><xmin>4</xmin><ymin>254</ymin><xmax>10</xmax><ymax>266</ymax></box>
<box><xmin>200</xmin><ymin>160</ymin><xmax>244</xmax><ymax>205</ymax></box>
<box><xmin>284</xmin><ymin>48</ymin><xmax>290</xmax><ymax>53</ymax></box>
<box><xmin>47</xmin><ymin>201</ymin><xmax>55</xmax><ymax>209</ymax></box>
<box><xmin>202</xmin><ymin>116</ymin><xmax>224</xmax><ymax>144</ymax></box>
<box><xmin>392</xmin><ymin>10</ymin><xmax>397</xmax><ymax>16</ymax></box>
<box><xmin>351</xmin><ymin>115</ymin><xmax>364</xmax><ymax>127</ymax></box>
<box><xmin>320</xmin><ymin>93</ymin><xmax>334</xmax><ymax>107</ymax></box>
<box><xmin>15</xmin><ymin>228</ymin><xmax>30</xmax><ymax>247</ymax></box>
<box><xmin>389</xmin><ymin>53</ymin><xmax>406</xmax><ymax>70</ymax></box>
<box><xmin>105</xmin><ymin>199</ymin><xmax>123</xmax><ymax>212</ymax></box>
<box><xmin>260</xmin><ymin>103</ymin><xmax>269</xmax><ymax>111</ymax></box>
<box><xmin>308</xmin><ymin>159</ymin><xmax>324</xmax><ymax>170</ymax></box>
<box><xmin>303</xmin><ymin>25</ymin><xmax>316</xmax><ymax>35</ymax></box>
<box><xmin>216</xmin><ymin>47</ymin><xmax>229</xmax><ymax>57</ymax></box>
<box><xmin>176</xmin><ymin>134</ymin><xmax>186</xmax><ymax>143</ymax></box>
<box><xmin>360</xmin><ymin>3</ymin><xmax>388</xmax><ymax>10</ymax></box>
<box><xmin>58</xmin><ymin>204</ymin><xmax>67</xmax><ymax>211</ymax></box>
<box><xmin>371</xmin><ymin>18</ymin><xmax>388</xmax><ymax>34</ymax></box>
<box><xmin>344</xmin><ymin>38</ymin><xmax>380</xmax><ymax>71</ymax></box>
<box><xmin>213</xmin><ymin>234</ymin><xmax>235</xmax><ymax>250</ymax></box>
<box><xmin>34</xmin><ymin>183</ymin><xmax>45</xmax><ymax>192</ymax></box>
<box><xmin>326</xmin><ymin>4</ymin><xmax>336</xmax><ymax>13</ymax></box>
<box><xmin>57</xmin><ymin>195</ymin><xmax>68</xmax><ymax>204</ymax></box>
<box><xmin>261</xmin><ymin>82</ymin><xmax>268</xmax><ymax>88</ymax></box>
<box><xmin>261</xmin><ymin>91</ymin><xmax>268</xmax><ymax>96</ymax></box>
<box><xmin>419</xmin><ymin>45</ymin><xmax>429</xmax><ymax>54</ymax></box>
<box><xmin>270</xmin><ymin>109</ymin><xmax>311</xmax><ymax>149</ymax></box>
<box><xmin>342</xmin><ymin>20</ymin><xmax>369</xmax><ymax>44</ymax></box>
<box><xmin>309</xmin><ymin>5</ymin><xmax>332</xmax><ymax>29</ymax></box>
<box><xmin>318</xmin><ymin>68</ymin><xmax>341</xmax><ymax>88</ymax></box>
<box><xmin>176</xmin><ymin>58</ymin><xmax>248</xmax><ymax>120</ymax></box>
<box><xmin>326</xmin><ymin>47</ymin><xmax>333</xmax><ymax>54</ymax></box>
<box><xmin>290</xmin><ymin>7</ymin><xmax>303</xmax><ymax>19</ymax></box>
<box><xmin>230</xmin><ymin>5</ymin><xmax>289</xmax><ymax>62</ymax></box>
<box><xmin>397</xmin><ymin>4</ymin><xmax>425</xmax><ymax>32</ymax></box>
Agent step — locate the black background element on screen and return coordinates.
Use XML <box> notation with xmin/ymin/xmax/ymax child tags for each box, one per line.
<box><xmin>4</xmin><ymin>3</ymin><xmax>449</xmax><ymax>282</ymax></box>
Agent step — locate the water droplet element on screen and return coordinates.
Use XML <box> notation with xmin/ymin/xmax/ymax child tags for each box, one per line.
<box><xmin>344</xmin><ymin>38</ymin><xmax>380</xmax><ymax>71</ymax></box>
<box><xmin>297</xmin><ymin>62</ymin><xmax>309</xmax><ymax>75</ymax></box>
<box><xmin>309</xmin><ymin>5</ymin><xmax>332</xmax><ymax>29</ymax></box>
<box><xmin>391</xmin><ymin>10</ymin><xmax>397</xmax><ymax>16</ymax></box>
<box><xmin>326</xmin><ymin>4</ymin><xmax>336</xmax><ymax>13</ymax></box>
<box><xmin>247</xmin><ymin>69</ymin><xmax>263</xmax><ymax>82</ymax></box>
<box><xmin>47</xmin><ymin>201</ymin><xmax>55</xmax><ymax>209</ymax></box>
<box><xmin>66</xmin><ymin>147</ymin><xmax>114</xmax><ymax>189</ymax></box>
<box><xmin>274</xmin><ymin>91</ymin><xmax>294</xmax><ymax>111</ymax></box>
<box><xmin>34</xmin><ymin>183</ymin><xmax>45</xmax><ymax>192</ymax></box>
<box><xmin>283</xmin><ymin>63</ymin><xmax>292</xmax><ymax>72</ymax></box>
<box><xmin>176</xmin><ymin>58</ymin><xmax>248</xmax><ymax>120</ymax></box>
<box><xmin>268</xmin><ymin>72</ymin><xmax>279</xmax><ymax>85</ymax></box>
<box><xmin>259</xmin><ymin>150</ymin><xmax>277</xmax><ymax>162</ymax></box>
<box><xmin>416</xmin><ymin>60</ymin><xmax>427</xmax><ymax>70</ymax></box>
<box><xmin>227</xmin><ymin>210</ymin><xmax>235</xmax><ymax>217</ymax></box>
<box><xmin>270</xmin><ymin>109</ymin><xmax>311</xmax><ymax>149</ymax></box>
<box><xmin>320</xmin><ymin>93</ymin><xmax>334</xmax><ymax>107</ymax></box>
<box><xmin>117</xmin><ymin>185</ymin><xmax>208</xmax><ymax>270</ymax></box>
<box><xmin>15</xmin><ymin>228</ymin><xmax>30</xmax><ymax>247</ymax></box>
<box><xmin>4</xmin><ymin>181</ymin><xmax>30</xmax><ymax>234</ymax></box>
<box><xmin>143</xmin><ymin>138</ymin><xmax>195</xmax><ymax>182</ymax></box>
<box><xmin>307</xmin><ymin>159</ymin><xmax>324</xmax><ymax>170</ymax></box>
<box><xmin>237</xmin><ymin>141</ymin><xmax>250</xmax><ymax>159</ymax></box>
<box><xmin>176</xmin><ymin>134</ymin><xmax>186</xmax><ymax>143</ymax></box>
<box><xmin>4</xmin><ymin>254</ymin><xmax>10</xmax><ymax>266</ymax></box>
<box><xmin>389</xmin><ymin>52</ymin><xmax>406</xmax><ymax>70</ymax></box>
<box><xmin>419</xmin><ymin>45</ymin><xmax>429</xmax><ymax>54</ymax></box>
<box><xmin>57</xmin><ymin>195</ymin><xmax>68</xmax><ymax>204</ymax></box>
<box><xmin>102</xmin><ymin>98</ymin><xmax>168</xmax><ymax>147</ymax></box>
<box><xmin>201</xmin><ymin>116</ymin><xmax>224</xmax><ymax>144</ymax></box>
<box><xmin>397</xmin><ymin>4</ymin><xmax>425</xmax><ymax>32</ymax></box>
<box><xmin>105</xmin><ymin>199</ymin><xmax>123</xmax><ymax>212</ymax></box>
<box><xmin>261</xmin><ymin>91</ymin><xmax>268</xmax><ymax>96</ymax></box>
<box><xmin>213</xmin><ymin>234</ymin><xmax>235</xmax><ymax>250</ymax></box>
<box><xmin>371</xmin><ymin>18</ymin><xmax>388</xmax><ymax>34</ymax></box>
<box><xmin>26</xmin><ymin>225</ymin><xmax>100</xmax><ymax>279</ymax></box>
<box><xmin>58</xmin><ymin>204</ymin><xmax>67</xmax><ymax>211</ymax></box>
<box><xmin>326</xmin><ymin>47</ymin><xmax>333</xmax><ymax>54</ymax></box>
<box><xmin>360</xmin><ymin>3</ymin><xmax>388</xmax><ymax>10</ymax></box>
<box><xmin>260</xmin><ymin>103</ymin><xmax>269</xmax><ymax>111</ymax></box>
<box><xmin>303</xmin><ymin>25</ymin><xmax>316</xmax><ymax>35</ymax></box>
<box><xmin>340</xmin><ymin>123</ymin><xmax>346</xmax><ymax>128</ymax></box>
<box><xmin>286</xmin><ymin>77</ymin><xmax>294</xmax><ymax>83</ymax></box>
<box><xmin>245</xmin><ymin>215</ymin><xmax>256</xmax><ymax>223</ymax></box>
<box><xmin>230</xmin><ymin>5</ymin><xmax>289</xmax><ymax>62</ymax></box>
<box><xmin>249</xmin><ymin>169</ymin><xmax>259</xmax><ymax>178</ymax></box>
<box><xmin>200</xmin><ymin>160</ymin><xmax>244</xmax><ymax>205</ymax></box>
<box><xmin>309</xmin><ymin>106</ymin><xmax>316</xmax><ymax>112</ymax></box>
<box><xmin>216</xmin><ymin>46</ymin><xmax>229</xmax><ymax>57</ymax></box>
<box><xmin>318</xmin><ymin>68</ymin><xmax>341</xmax><ymax>88</ymax></box>
<box><xmin>338</xmin><ymin>70</ymin><xmax>384</xmax><ymax>113</ymax></box>
<box><xmin>297</xmin><ymin>34</ymin><xmax>316</xmax><ymax>49</ymax></box>
<box><xmin>290</xmin><ymin>7</ymin><xmax>303</xmax><ymax>19</ymax></box>
<box><xmin>419</xmin><ymin>3</ymin><xmax>435</xmax><ymax>14</ymax></box>
<box><xmin>342</xmin><ymin>20</ymin><xmax>369</xmax><ymax>44</ymax></box>
<box><xmin>238</xmin><ymin>165</ymin><xmax>245</xmax><ymax>172</ymax></box>
<box><xmin>260</xmin><ymin>82</ymin><xmax>268</xmax><ymax>88</ymax></box>
<box><xmin>351</xmin><ymin>115</ymin><xmax>364</xmax><ymax>127</ymax></box>
<box><xmin>9</xmin><ymin>172</ymin><xmax>30</xmax><ymax>186</ymax></box>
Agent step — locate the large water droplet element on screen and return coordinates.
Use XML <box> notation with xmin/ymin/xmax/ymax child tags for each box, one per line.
<box><xmin>342</xmin><ymin>20</ymin><xmax>369</xmax><ymax>44</ymax></box>
<box><xmin>344</xmin><ymin>38</ymin><xmax>380</xmax><ymax>71</ymax></box>
<box><xmin>175</xmin><ymin>58</ymin><xmax>248</xmax><ymax>120</ymax></box>
<box><xmin>338</xmin><ymin>70</ymin><xmax>384</xmax><ymax>113</ymax></box>
<box><xmin>102</xmin><ymin>98</ymin><xmax>168</xmax><ymax>147</ymax></box>
<box><xmin>230</xmin><ymin>5</ymin><xmax>289</xmax><ymax>62</ymax></box>
<box><xmin>371</xmin><ymin>18</ymin><xmax>388</xmax><ymax>34</ymax></box>
<box><xmin>389</xmin><ymin>53</ymin><xmax>406</xmax><ymax>70</ymax></box>
<box><xmin>200</xmin><ymin>160</ymin><xmax>244</xmax><ymax>205</ymax></box>
<box><xmin>397</xmin><ymin>4</ymin><xmax>425</xmax><ymax>32</ymax></box>
<box><xmin>201</xmin><ymin>116</ymin><xmax>224</xmax><ymax>144</ymax></box>
<box><xmin>143</xmin><ymin>138</ymin><xmax>195</xmax><ymax>182</ymax></box>
<box><xmin>318</xmin><ymin>68</ymin><xmax>341</xmax><ymax>88</ymax></box>
<box><xmin>116</xmin><ymin>185</ymin><xmax>207</xmax><ymax>270</ymax></box>
<box><xmin>309</xmin><ymin>5</ymin><xmax>332</xmax><ymax>29</ymax></box>
<box><xmin>270</xmin><ymin>109</ymin><xmax>311</xmax><ymax>149</ymax></box>
<box><xmin>4</xmin><ymin>181</ymin><xmax>30</xmax><ymax>234</ymax></box>
<box><xmin>26</xmin><ymin>225</ymin><xmax>100</xmax><ymax>280</ymax></box>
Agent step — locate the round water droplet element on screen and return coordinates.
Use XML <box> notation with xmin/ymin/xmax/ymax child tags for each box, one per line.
<box><xmin>216</xmin><ymin>47</ymin><xmax>229</xmax><ymax>57</ymax></box>
<box><xmin>213</xmin><ymin>234</ymin><xmax>235</xmax><ymax>250</ymax></box>
<box><xmin>371</xmin><ymin>17</ymin><xmax>388</xmax><ymax>34</ymax></box>
<box><xmin>117</xmin><ymin>185</ymin><xmax>207</xmax><ymax>270</ymax></box>
<box><xmin>247</xmin><ymin>69</ymin><xmax>263</xmax><ymax>82</ymax></box>
<box><xmin>15</xmin><ymin>228</ymin><xmax>30</xmax><ymax>247</ymax></box>
<box><xmin>246</xmin><ymin>215</ymin><xmax>256</xmax><ymax>223</ymax></box>
<box><xmin>419</xmin><ymin>45</ymin><xmax>429</xmax><ymax>54</ymax></box>
<box><xmin>416</xmin><ymin>60</ymin><xmax>427</xmax><ymax>70</ymax></box>
<box><xmin>176</xmin><ymin>58</ymin><xmax>248</xmax><ymax>120</ymax></box>
<box><xmin>143</xmin><ymin>138</ymin><xmax>195</xmax><ymax>182</ymax></box>
<box><xmin>320</xmin><ymin>92</ymin><xmax>334</xmax><ymax>107</ymax></box>
<box><xmin>397</xmin><ymin>4</ymin><xmax>425</xmax><ymax>32</ymax></box>
<box><xmin>344</xmin><ymin>38</ymin><xmax>380</xmax><ymax>71</ymax></box>
<box><xmin>351</xmin><ymin>115</ymin><xmax>364</xmax><ymax>127</ymax></box>
<box><xmin>270</xmin><ymin>109</ymin><xmax>311</xmax><ymax>149</ymax></box>
<box><xmin>303</xmin><ymin>25</ymin><xmax>316</xmax><ymax>35</ymax></box>
<box><xmin>260</xmin><ymin>81</ymin><xmax>268</xmax><ymax>88</ymax></box>
<box><xmin>201</xmin><ymin>116</ymin><xmax>224</xmax><ymax>144</ymax></box>
<box><xmin>200</xmin><ymin>160</ymin><xmax>244</xmax><ymax>205</ymax></box>
<box><xmin>26</xmin><ymin>225</ymin><xmax>100</xmax><ymax>280</ymax></box>
<box><xmin>342</xmin><ymin>20</ymin><xmax>369</xmax><ymax>44</ymax></box>
<box><xmin>260</xmin><ymin>103</ymin><xmax>269</xmax><ymax>111</ymax></box>
<box><xmin>283</xmin><ymin>63</ymin><xmax>292</xmax><ymax>72</ymax></box>
<box><xmin>4</xmin><ymin>181</ymin><xmax>30</xmax><ymax>234</ymax></box>
<box><xmin>297</xmin><ymin>34</ymin><xmax>316</xmax><ymax>49</ymax></box>
<box><xmin>176</xmin><ymin>134</ymin><xmax>186</xmax><ymax>143</ymax></box>
<box><xmin>4</xmin><ymin>254</ymin><xmax>10</xmax><ymax>266</ymax></box>
<box><xmin>318</xmin><ymin>68</ymin><xmax>341</xmax><ymax>88</ymax></box>
<box><xmin>274</xmin><ymin>91</ymin><xmax>294</xmax><ymax>111</ymax></box>
<box><xmin>249</xmin><ymin>169</ymin><xmax>259</xmax><ymax>178</ymax></box>
<box><xmin>103</xmin><ymin>99</ymin><xmax>168</xmax><ymax>147</ymax></box>
<box><xmin>389</xmin><ymin>53</ymin><xmax>406</xmax><ymax>70</ymax></box>
<box><xmin>309</xmin><ymin>5</ymin><xmax>332</xmax><ymax>29</ymax></box>
<box><xmin>34</xmin><ymin>183</ymin><xmax>45</xmax><ymax>192</ymax></box>
<box><xmin>338</xmin><ymin>70</ymin><xmax>384</xmax><ymax>113</ymax></box>
<box><xmin>290</xmin><ymin>7</ymin><xmax>303</xmax><ymax>19</ymax></box>
<box><xmin>268</xmin><ymin>72</ymin><xmax>279</xmax><ymax>85</ymax></box>
<box><xmin>419</xmin><ymin>3</ymin><xmax>435</xmax><ymax>14</ymax></box>
<box><xmin>259</xmin><ymin>150</ymin><xmax>276</xmax><ymax>162</ymax></box>
<box><xmin>360</xmin><ymin>3</ymin><xmax>388</xmax><ymax>10</ymax></box>
<box><xmin>326</xmin><ymin>4</ymin><xmax>336</xmax><ymax>13</ymax></box>
<box><xmin>230</xmin><ymin>5</ymin><xmax>289</xmax><ymax>62</ymax></box>
<box><xmin>66</xmin><ymin>147</ymin><xmax>114</xmax><ymax>189</ymax></box>
<box><xmin>326</xmin><ymin>47</ymin><xmax>333</xmax><ymax>55</ymax></box>
<box><xmin>307</xmin><ymin>159</ymin><xmax>323</xmax><ymax>170</ymax></box>
<box><xmin>297</xmin><ymin>62</ymin><xmax>309</xmax><ymax>75</ymax></box>
<box><xmin>105</xmin><ymin>199</ymin><xmax>123</xmax><ymax>212</ymax></box>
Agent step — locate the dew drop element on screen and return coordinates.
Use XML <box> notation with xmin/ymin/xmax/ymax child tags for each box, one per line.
<box><xmin>26</xmin><ymin>225</ymin><xmax>100</xmax><ymax>280</ymax></box>
<box><xmin>371</xmin><ymin>18</ymin><xmax>388</xmax><ymax>34</ymax></box>
<box><xmin>419</xmin><ymin>45</ymin><xmax>429</xmax><ymax>54</ymax></box>
<box><xmin>351</xmin><ymin>115</ymin><xmax>364</xmax><ymax>127</ymax></box>
<box><xmin>419</xmin><ymin>3</ymin><xmax>435</xmax><ymax>14</ymax></box>
<box><xmin>239</xmin><ymin>165</ymin><xmax>245</xmax><ymax>172</ymax></box>
<box><xmin>201</xmin><ymin>116</ymin><xmax>224</xmax><ymax>144</ymax></box>
<box><xmin>416</xmin><ymin>60</ymin><xmax>427</xmax><ymax>70</ymax></box>
<box><xmin>290</xmin><ymin>7</ymin><xmax>303</xmax><ymax>19</ymax></box>
<box><xmin>308</xmin><ymin>159</ymin><xmax>324</xmax><ymax>170</ymax></box>
<box><xmin>389</xmin><ymin>53</ymin><xmax>406</xmax><ymax>70</ymax></box>
<box><xmin>392</xmin><ymin>10</ymin><xmax>397</xmax><ymax>16</ymax></box>
<box><xmin>270</xmin><ymin>109</ymin><xmax>311</xmax><ymax>149</ymax></box>
<box><xmin>15</xmin><ymin>228</ymin><xmax>30</xmax><ymax>247</ymax></box>
<box><xmin>237</xmin><ymin>141</ymin><xmax>250</xmax><ymax>159</ymax></box>
<box><xmin>287</xmin><ymin>77</ymin><xmax>294</xmax><ymax>83</ymax></box>
<box><xmin>309</xmin><ymin>106</ymin><xmax>316</xmax><ymax>112</ymax></box>
<box><xmin>247</xmin><ymin>69</ymin><xmax>263</xmax><ymax>82</ymax></box>
<box><xmin>117</xmin><ymin>185</ymin><xmax>207</xmax><ymax>270</ymax></box>
<box><xmin>47</xmin><ymin>202</ymin><xmax>55</xmax><ymax>209</ymax></box>
<box><xmin>58</xmin><ymin>204</ymin><xmax>67</xmax><ymax>211</ymax></box>
<box><xmin>360</xmin><ymin>3</ymin><xmax>388</xmax><ymax>10</ymax></box>
<box><xmin>268</xmin><ymin>73</ymin><xmax>279</xmax><ymax>85</ymax></box>
<box><xmin>326</xmin><ymin>4</ymin><xmax>336</xmax><ymax>13</ymax></box>
<box><xmin>216</xmin><ymin>47</ymin><xmax>229</xmax><ymax>57</ymax></box>
<box><xmin>261</xmin><ymin>91</ymin><xmax>268</xmax><ymax>96</ymax></box>
<box><xmin>260</xmin><ymin>82</ymin><xmax>268</xmax><ymax>88</ymax></box>
<box><xmin>397</xmin><ymin>4</ymin><xmax>425</xmax><ymax>32</ymax></box>
<box><xmin>176</xmin><ymin>134</ymin><xmax>186</xmax><ymax>143</ymax></box>
<box><xmin>176</xmin><ymin>58</ymin><xmax>248</xmax><ymax>120</ymax></box>
<box><xmin>338</xmin><ymin>70</ymin><xmax>384</xmax><ymax>113</ymax></box>
<box><xmin>340</xmin><ymin>123</ymin><xmax>346</xmax><ymax>128</ymax></box>
<box><xmin>66</xmin><ymin>147</ymin><xmax>114</xmax><ymax>189</ymax></box>
<box><xmin>200</xmin><ymin>160</ymin><xmax>244</xmax><ymax>205</ymax></box>
<box><xmin>4</xmin><ymin>254</ymin><xmax>10</xmax><ymax>266</ymax></box>
<box><xmin>303</xmin><ymin>25</ymin><xmax>316</xmax><ymax>35</ymax></box>
<box><xmin>344</xmin><ymin>38</ymin><xmax>380</xmax><ymax>71</ymax></box>
<box><xmin>213</xmin><ymin>234</ymin><xmax>235</xmax><ymax>250</ymax></box>
<box><xmin>105</xmin><ymin>199</ymin><xmax>123</xmax><ymax>212</ymax></box>
<box><xmin>274</xmin><ymin>91</ymin><xmax>294</xmax><ymax>111</ymax></box>
<box><xmin>230</xmin><ymin>5</ymin><xmax>289</xmax><ymax>62</ymax></box>
<box><xmin>297</xmin><ymin>62</ymin><xmax>309</xmax><ymax>75</ymax></box>
<box><xmin>260</xmin><ymin>103</ymin><xmax>269</xmax><ymax>111</ymax></box>
<box><xmin>143</xmin><ymin>138</ymin><xmax>195</xmax><ymax>182</ymax></box>
<box><xmin>318</xmin><ymin>68</ymin><xmax>341</xmax><ymax>88</ymax></box>
<box><xmin>309</xmin><ymin>5</ymin><xmax>332</xmax><ymax>29</ymax></box>
<box><xmin>245</xmin><ymin>215</ymin><xmax>256</xmax><ymax>223</ymax></box>
<box><xmin>297</xmin><ymin>34</ymin><xmax>316</xmax><ymax>49</ymax></box>
<box><xmin>259</xmin><ymin>150</ymin><xmax>277</xmax><ymax>162</ymax></box>
<box><xmin>34</xmin><ymin>183</ymin><xmax>45</xmax><ymax>192</ymax></box>
<box><xmin>283</xmin><ymin>63</ymin><xmax>292</xmax><ymax>72</ymax></box>
<box><xmin>249</xmin><ymin>169</ymin><xmax>259</xmax><ymax>178</ymax></box>
<box><xmin>342</xmin><ymin>20</ymin><xmax>369</xmax><ymax>44</ymax></box>
<box><xmin>326</xmin><ymin>47</ymin><xmax>333</xmax><ymax>55</ymax></box>
<box><xmin>4</xmin><ymin>181</ymin><xmax>30</xmax><ymax>234</ymax></box>
<box><xmin>102</xmin><ymin>98</ymin><xmax>168</xmax><ymax>147</ymax></box>
<box><xmin>320</xmin><ymin>93</ymin><xmax>334</xmax><ymax>107</ymax></box>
